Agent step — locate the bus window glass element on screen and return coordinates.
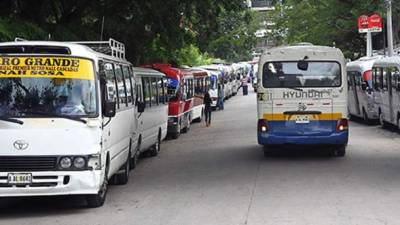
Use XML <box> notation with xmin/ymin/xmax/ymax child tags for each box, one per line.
<box><xmin>143</xmin><ymin>77</ymin><xmax>151</xmax><ymax>107</ymax></box>
<box><xmin>114</xmin><ymin>65</ymin><xmax>127</xmax><ymax>107</ymax></box>
<box><xmin>157</xmin><ymin>78</ymin><xmax>166</xmax><ymax>104</ymax></box>
<box><xmin>262</xmin><ymin>61</ymin><xmax>341</xmax><ymax>88</ymax></box>
<box><xmin>210</xmin><ymin>75</ymin><xmax>217</xmax><ymax>90</ymax></box>
<box><xmin>151</xmin><ymin>77</ymin><xmax>158</xmax><ymax>106</ymax></box>
<box><xmin>104</xmin><ymin>63</ymin><xmax>117</xmax><ymax>103</ymax></box>
<box><xmin>382</xmin><ymin>68</ymin><xmax>388</xmax><ymax>90</ymax></box>
<box><xmin>167</xmin><ymin>78</ymin><xmax>179</xmax><ymax>102</ymax></box>
<box><xmin>122</xmin><ymin>66</ymin><xmax>133</xmax><ymax>105</ymax></box>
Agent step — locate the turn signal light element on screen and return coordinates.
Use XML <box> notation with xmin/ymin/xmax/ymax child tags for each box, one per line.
<box><xmin>258</xmin><ymin>119</ymin><xmax>268</xmax><ymax>133</ymax></box>
<box><xmin>336</xmin><ymin>119</ymin><xmax>349</xmax><ymax>132</ymax></box>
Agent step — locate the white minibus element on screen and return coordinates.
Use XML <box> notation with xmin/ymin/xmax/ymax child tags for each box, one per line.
<box><xmin>257</xmin><ymin>44</ymin><xmax>349</xmax><ymax>156</ymax></box>
<box><xmin>347</xmin><ymin>56</ymin><xmax>382</xmax><ymax>122</ymax></box>
<box><xmin>0</xmin><ymin>39</ymin><xmax>139</xmax><ymax>207</ymax></box>
<box><xmin>372</xmin><ymin>56</ymin><xmax>400</xmax><ymax>129</ymax></box>
<box><xmin>133</xmin><ymin>68</ymin><xmax>168</xmax><ymax>158</ymax></box>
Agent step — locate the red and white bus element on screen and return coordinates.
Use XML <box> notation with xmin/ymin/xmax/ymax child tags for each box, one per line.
<box><xmin>144</xmin><ymin>64</ymin><xmax>194</xmax><ymax>139</ymax></box>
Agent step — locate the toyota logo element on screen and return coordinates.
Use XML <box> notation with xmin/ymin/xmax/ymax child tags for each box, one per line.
<box><xmin>13</xmin><ymin>140</ymin><xmax>29</xmax><ymax>150</ymax></box>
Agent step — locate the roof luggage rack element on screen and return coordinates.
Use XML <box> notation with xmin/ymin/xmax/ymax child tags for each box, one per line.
<box><xmin>71</xmin><ymin>38</ymin><xmax>126</xmax><ymax>59</ymax></box>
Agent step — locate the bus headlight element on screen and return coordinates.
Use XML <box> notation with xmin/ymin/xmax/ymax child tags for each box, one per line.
<box><xmin>258</xmin><ymin>119</ymin><xmax>268</xmax><ymax>133</ymax></box>
<box><xmin>59</xmin><ymin>157</ymin><xmax>72</xmax><ymax>169</ymax></box>
<box><xmin>73</xmin><ymin>157</ymin><xmax>86</xmax><ymax>169</ymax></box>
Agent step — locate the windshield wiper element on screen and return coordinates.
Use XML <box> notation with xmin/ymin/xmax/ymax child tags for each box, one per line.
<box><xmin>0</xmin><ymin>117</ymin><xmax>24</xmax><ymax>125</ymax></box>
<box><xmin>23</xmin><ymin>111</ymin><xmax>88</xmax><ymax>124</ymax></box>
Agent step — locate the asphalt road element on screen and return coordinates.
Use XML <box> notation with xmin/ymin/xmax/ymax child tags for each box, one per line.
<box><xmin>2</xmin><ymin>89</ymin><xmax>400</xmax><ymax>225</ymax></box>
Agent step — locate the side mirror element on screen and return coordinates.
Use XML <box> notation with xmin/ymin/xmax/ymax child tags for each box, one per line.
<box><xmin>103</xmin><ymin>101</ymin><xmax>116</xmax><ymax>117</ymax></box>
<box><xmin>137</xmin><ymin>102</ymin><xmax>145</xmax><ymax>113</ymax></box>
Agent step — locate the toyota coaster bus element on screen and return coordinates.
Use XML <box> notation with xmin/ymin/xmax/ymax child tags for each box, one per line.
<box><xmin>257</xmin><ymin>44</ymin><xmax>349</xmax><ymax>157</ymax></box>
<box><xmin>0</xmin><ymin>38</ymin><xmax>139</xmax><ymax>207</ymax></box>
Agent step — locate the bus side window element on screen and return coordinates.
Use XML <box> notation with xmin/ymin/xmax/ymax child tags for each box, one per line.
<box><xmin>381</xmin><ymin>68</ymin><xmax>386</xmax><ymax>90</ymax></box>
<box><xmin>150</xmin><ymin>77</ymin><xmax>158</xmax><ymax>106</ymax></box>
<box><xmin>122</xmin><ymin>66</ymin><xmax>134</xmax><ymax>106</ymax></box>
<box><xmin>394</xmin><ymin>67</ymin><xmax>400</xmax><ymax>92</ymax></box>
<box><xmin>373</xmin><ymin>67</ymin><xmax>379</xmax><ymax>91</ymax></box>
<box><xmin>142</xmin><ymin>77</ymin><xmax>151</xmax><ymax>107</ymax></box>
<box><xmin>157</xmin><ymin>78</ymin><xmax>165</xmax><ymax>104</ymax></box>
<box><xmin>347</xmin><ymin>72</ymin><xmax>352</xmax><ymax>89</ymax></box>
<box><xmin>114</xmin><ymin>64</ymin><xmax>127</xmax><ymax>108</ymax></box>
<box><xmin>136</xmin><ymin>83</ymin><xmax>143</xmax><ymax>104</ymax></box>
<box><xmin>104</xmin><ymin>63</ymin><xmax>118</xmax><ymax>104</ymax></box>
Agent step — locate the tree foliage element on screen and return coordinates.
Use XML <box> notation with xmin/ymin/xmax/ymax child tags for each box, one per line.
<box><xmin>0</xmin><ymin>0</ymin><xmax>255</xmax><ymax>65</ymax></box>
<box><xmin>270</xmin><ymin>0</ymin><xmax>400</xmax><ymax>59</ymax></box>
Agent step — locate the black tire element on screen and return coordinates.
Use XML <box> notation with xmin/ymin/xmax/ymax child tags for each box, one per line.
<box><xmin>149</xmin><ymin>133</ymin><xmax>161</xmax><ymax>157</ymax></box>
<box><xmin>115</xmin><ymin>153</ymin><xmax>130</xmax><ymax>185</ymax></box>
<box><xmin>86</xmin><ymin>163</ymin><xmax>109</xmax><ymax>208</ymax></box>
<box><xmin>332</xmin><ymin>145</ymin><xmax>346</xmax><ymax>157</ymax></box>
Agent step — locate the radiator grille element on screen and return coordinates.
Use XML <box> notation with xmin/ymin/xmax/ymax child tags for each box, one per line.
<box><xmin>0</xmin><ymin>156</ymin><xmax>57</xmax><ymax>172</ymax></box>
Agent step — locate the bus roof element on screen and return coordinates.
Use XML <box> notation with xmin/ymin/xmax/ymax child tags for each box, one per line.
<box><xmin>132</xmin><ymin>67</ymin><xmax>166</xmax><ymax>77</ymax></box>
<box><xmin>347</xmin><ymin>55</ymin><xmax>384</xmax><ymax>72</ymax></box>
<box><xmin>260</xmin><ymin>45</ymin><xmax>344</xmax><ymax>62</ymax></box>
<box><xmin>0</xmin><ymin>41</ymin><xmax>131</xmax><ymax>65</ymax></box>
<box><xmin>373</xmin><ymin>56</ymin><xmax>400</xmax><ymax>67</ymax></box>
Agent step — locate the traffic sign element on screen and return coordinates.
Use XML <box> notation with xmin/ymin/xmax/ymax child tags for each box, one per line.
<box><xmin>368</xmin><ymin>14</ymin><xmax>383</xmax><ymax>32</ymax></box>
<box><xmin>358</xmin><ymin>15</ymin><xmax>369</xmax><ymax>33</ymax></box>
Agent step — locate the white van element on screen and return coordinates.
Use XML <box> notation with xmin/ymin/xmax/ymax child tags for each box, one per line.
<box><xmin>0</xmin><ymin>39</ymin><xmax>138</xmax><ymax>207</ymax></box>
<box><xmin>347</xmin><ymin>56</ymin><xmax>382</xmax><ymax>122</ymax></box>
<box><xmin>133</xmin><ymin>68</ymin><xmax>168</xmax><ymax>159</ymax></box>
<box><xmin>372</xmin><ymin>56</ymin><xmax>400</xmax><ymax>129</ymax></box>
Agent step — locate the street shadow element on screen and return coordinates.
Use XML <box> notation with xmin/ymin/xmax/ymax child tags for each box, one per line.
<box><xmin>0</xmin><ymin>195</ymin><xmax>90</xmax><ymax>217</ymax></box>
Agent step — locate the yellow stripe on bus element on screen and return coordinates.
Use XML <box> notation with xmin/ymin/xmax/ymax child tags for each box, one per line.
<box><xmin>0</xmin><ymin>57</ymin><xmax>94</xmax><ymax>80</ymax></box>
<box><xmin>263</xmin><ymin>113</ymin><xmax>343</xmax><ymax>121</ymax></box>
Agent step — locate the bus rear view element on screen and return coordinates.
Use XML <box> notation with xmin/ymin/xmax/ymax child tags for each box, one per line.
<box><xmin>257</xmin><ymin>44</ymin><xmax>348</xmax><ymax>156</ymax></box>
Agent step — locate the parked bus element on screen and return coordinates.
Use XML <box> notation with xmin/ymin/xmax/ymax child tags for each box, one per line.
<box><xmin>191</xmin><ymin>69</ymin><xmax>209</xmax><ymax>122</ymax></box>
<box><xmin>0</xmin><ymin>38</ymin><xmax>139</xmax><ymax>207</ymax></box>
<box><xmin>372</xmin><ymin>56</ymin><xmax>400</xmax><ymax>129</ymax></box>
<box><xmin>257</xmin><ymin>44</ymin><xmax>348</xmax><ymax>157</ymax></box>
<box><xmin>145</xmin><ymin>64</ymin><xmax>194</xmax><ymax>139</ymax></box>
<box><xmin>347</xmin><ymin>56</ymin><xmax>382</xmax><ymax>122</ymax></box>
<box><xmin>196</xmin><ymin>67</ymin><xmax>219</xmax><ymax>108</ymax></box>
<box><xmin>132</xmin><ymin>68</ymin><xmax>168</xmax><ymax>160</ymax></box>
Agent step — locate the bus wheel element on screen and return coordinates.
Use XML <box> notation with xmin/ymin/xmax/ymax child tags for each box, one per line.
<box><xmin>332</xmin><ymin>145</ymin><xmax>346</xmax><ymax>157</ymax></box>
<box><xmin>86</xmin><ymin>163</ymin><xmax>109</xmax><ymax>208</ymax></box>
<box><xmin>115</xmin><ymin>153</ymin><xmax>131</xmax><ymax>185</ymax></box>
<box><xmin>149</xmin><ymin>133</ymin><xmax>161</xmax><ymax>157</ymax></box>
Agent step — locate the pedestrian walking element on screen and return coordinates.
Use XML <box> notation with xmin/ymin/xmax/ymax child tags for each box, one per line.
<box><xmin>218</xmin><ymin>84</ymin><xmax>224</xmax><ymax>110</ymax></box>
<box><xmin>241</xmin><ymin>76</ymin><xmax>249</xmax><ymax>95</ymax></box>
<box><xmin>203</xmin><ymin>91</ymin><xmax>212</xmax><ymax>127</ymax></box>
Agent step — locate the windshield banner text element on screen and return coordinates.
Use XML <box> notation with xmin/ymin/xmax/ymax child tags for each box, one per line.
<box><xmin>0</xmin><ymin>57</ymin><xmax>94</xmax><ymax>80</ymax></box>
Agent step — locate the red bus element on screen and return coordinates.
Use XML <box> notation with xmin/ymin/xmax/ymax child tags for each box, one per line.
<box><xmin>144</xmin><ymin>64</ymin><xmax>194</xmax><ymax>139</ymax></box>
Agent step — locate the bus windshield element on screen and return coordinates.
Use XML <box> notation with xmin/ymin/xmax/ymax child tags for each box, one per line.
<box><xmin>167</xmin><ymin>78</ymin><xmax>179</xmax><ymax>102</ymax></box>
<box><xmin>262</xmin><ymin>61</ymin><xmax>341</xmax><ymax>88</ymax></box>
<box><xmin>0</xmin><ymin>78</ymin><xmax>97</xmax><ymax>117</ymax></box>
<box><xmin>0</xmin><ymin>56</ymin><xmax>97</xmax><ymax>118</ymax></box>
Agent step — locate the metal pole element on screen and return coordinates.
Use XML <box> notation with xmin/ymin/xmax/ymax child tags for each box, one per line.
<box><xmin>386</xmin><ymin>0</ymin><xmax>394</xmax><ymax>56</ymax></box>
<box><xmin>366</xmin><ymin>31</ymin><xmax>373</xmax><ymax>57</ymax></box>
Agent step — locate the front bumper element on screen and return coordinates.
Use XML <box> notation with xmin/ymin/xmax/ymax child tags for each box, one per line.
<box><xmin>0</xmin><ymin>170</ymin><xmax>102</xmax><ymax>197</ymax></box>
<box><xmin>258</xmin><ymin>131</ymin><xmax>349</xmax><ymax>146</ymax></box>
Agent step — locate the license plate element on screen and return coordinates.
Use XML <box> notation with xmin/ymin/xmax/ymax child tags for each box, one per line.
<box><xmin>8</xmin><ymin>173</ymin><xmax>32</xmax><ymax>185</ymax></box>
<box><xmin>295</xmin><ymin>115</ymin><xmax>310</xmax><ymax>124</ymax></box>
